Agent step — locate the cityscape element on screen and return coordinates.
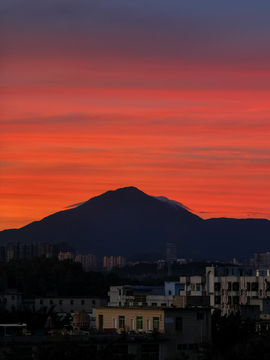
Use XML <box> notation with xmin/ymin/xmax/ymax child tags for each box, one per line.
<box><xmin>1</xmin><ymin>0</ymin><xmax>270</xmax><ymax>359</ymax></box>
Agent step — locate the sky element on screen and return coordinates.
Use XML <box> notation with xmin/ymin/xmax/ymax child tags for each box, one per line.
<box><xmin>1</xmin><ymin>0</ymin><xmax>270</xmax><ymax>230</ymax></box>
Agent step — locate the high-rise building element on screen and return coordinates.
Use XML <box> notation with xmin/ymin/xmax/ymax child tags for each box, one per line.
<box><xmin>103</xmin><ymin>256</ymin><xmax>126</xmax><ymax>271</ymax></box>
<box><xmin>254</xmin><ymin>252</ymin><xmax>270</xmax><ymax>268</ymax></box>
<box><xmin>166</xmin><ymin>243</ymin><xmax>177</xmax><ymax>262</ymax></box>
<box><xmin>75</xmin><ymin>254</ymin><xmax>97</xmax><ymax>271</ymax></box>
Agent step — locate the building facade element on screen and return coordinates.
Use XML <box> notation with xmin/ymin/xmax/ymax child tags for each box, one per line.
<box><xmin>108</xmin><ymin>285</ymin><xmax>173</xmax><ymax>308</ymax></box>
<box><xmin>103</xmin><ymin>256</ymin><xmax>126</xmax><ymax>271</ymax></box>
<box><xmin>179</xmin><ymin>266</ymin><xmax>270</xmax><ymax>315</ymax></box>
<box><xmin>96</xmin><ymin>306</ymin><xmax>211</xmax><ymax>359</ymax></box>
<box><xmin>35</xmin><ymin>296</ymin><xmax>107</xmax><ymax>314</ymax></box>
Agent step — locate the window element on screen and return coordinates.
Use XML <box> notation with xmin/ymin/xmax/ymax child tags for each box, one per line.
<box><xmin>233</xmin><ymin>296</ymin><xmax>239</xmax><ymax>304</ymax></box>
<box><xmin>119</xmin><ymin>289</ymin><xmax>121</xmax><ymax>296</ymax></box>
<box><xmin>189</xmin><ymin>344</ymin><xmax>194</xmax><ymax>350</ymax></box>
<box><xmin>70</xmin><ymin>300</ymin><xmax>74</xmax><ymax>305</ymax></box>
<box><xmin>153</xmin><ymin>317</ymin><xmax>159</xmax><ymax>331</ymax></box>
<box><xmin>40</xmin><ymin>300</ymin><xmax>43</xmax><ymax>305</ymax></box>
<box><xmin>151</xmin><ymin>303</ymin><xmax>157</xmax><ymax>307</ymax></box>
<box><xmin>92</xmin><ymin>300</ymin><xmax>96</xmax><ymax>305</ymax></box>
<box><xmin>246</xmin><ymin>282</ymin><xmax>251</xmax><ymax>291</ymax></box>
<box><xmin>228</xmin><ymin>282</ymin><xmax>232</xmax><ymax>291</ymax></box>
<box><xmin>119</xmin><ymin>302</ymin><xmax>121</xmax><ymax>306</ymax></box>
<box><xmin>214</xmin><ymin>282</ymin><xmax>221</xmax><ymax>291</ymax></box>
<box><xmin>50</xmin><ymin>300</ymin><xmax>53</xmax><ymax>305</ymax></box>
<box><xmin>137</xmin><ymin>316</ymin><xmax>143</xmax><ymax>330</ymax></box>
<box><xmin>177</xmin><ymin>344</ymin><xmax>186</xmax><ymax>350</ymax></box>
<box><xmin>228</xmin><ymin>296</ymin><xmax>232</xmax><ymax>305</ymax></box>
<box><xmin>233</xmin><ymin>282</ymin><xmax>239</xmax><ymax>291</ymax></box>
<box><xmin>59</xmin><ymin>300</ymin><xmax>63</xmax><ymax>305</ymax></box>
<box><xmin>215</xmin><ymin>296</ymin><xmax>221</xmax><ymax>305</ymax></box>
<box><xmin>252</xmin><ymin>282</ymin><xmax>258</xmax><ymax>291</ymax></box>
<box><xmin>112</xmin><ymin>318</ymin><xmax>117</xmax><ymax>329</ymax></box>
<box><xmin>168</xmin><ymin>291</ymin><xmax>172</xmax><ymax>295</ymax></box>
<box><xmin>119</xmin><ymin>316</ymin><xmax>125</xmax><ymax>329</ymax></box>
<box><xmin>197</xmin><ymin>312</ymin><xmax>204</xmax><ymax>321</ymax></box>
<box><xmin>11</xmin><ymin>295</ymin><xmax>15</xmax><ymax>300</ymax></box>
<box><xmin>161</xmin><ymin>303</ymin><xmax>167</xmax><ymax>307</ymax></box>
<box><xmin>175</xmin><ymin>317</ymin><xmax>182</xmax><ymax>331</ymax></box>
<box><xmin>98</xmin><ymin>314</ymin><xmax>103</xmax><ymax>330</ymax></box>
<box><xmin>81</xmin><ymin>300</ymin><xmax>85</xmax><ymax>305</ymax></box>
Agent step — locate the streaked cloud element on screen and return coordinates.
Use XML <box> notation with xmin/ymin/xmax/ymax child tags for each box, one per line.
<box><xmin>0</xmin><ymin>0</ymin><xmax>270</xmax><ymax>229</ymax></box>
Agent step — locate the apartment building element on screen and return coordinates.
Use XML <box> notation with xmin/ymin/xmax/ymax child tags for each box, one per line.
<box><xmin>254</xmin><ymin>252</ymin><xmax>270</xmax><ymax>268</ymax></box>
<box><xmin>103</xmin><ymin>256</ymin><xmax>126</xmax><ymax>270</ymax></box>
<box><xmin>108</xmin><ymin>285</ymin><xmax>173</xmax><ymax>308</ymax></box>
<box><xmin>179</xmin><ymin>266</ymin><xmax>270</xmax><ymax>315</ymax></box>
<box><xmin>75</xmin><ymin>253</ymin><xmax>97</xmax><ymax>271</ymax></box>
<box><xmin>96</xmin><ymin>306</ymin><xmax>211</xmax><ymax>360</ymax></box>
<box><xmin>35</xmin><ymin>296</ymin><xmax>107</xmax><ymax>314</ymax></box>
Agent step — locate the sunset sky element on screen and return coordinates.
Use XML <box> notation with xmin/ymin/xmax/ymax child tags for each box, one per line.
<box><xmin>1</xmin><ymin>0</ymin><xmax>270</xmax><ymax>230</ymax></box>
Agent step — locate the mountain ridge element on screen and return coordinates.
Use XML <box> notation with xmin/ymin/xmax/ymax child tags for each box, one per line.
<box><xmin>1</xmin><ymin>187</ymin><xmax>269</xmax><ymax>260</ymax></box>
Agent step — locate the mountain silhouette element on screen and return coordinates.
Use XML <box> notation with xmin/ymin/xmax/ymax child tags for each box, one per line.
<box><xmin>0</xmin><ymin>186</ymin><xmax>270</xmax><ymax>261</ymax></box>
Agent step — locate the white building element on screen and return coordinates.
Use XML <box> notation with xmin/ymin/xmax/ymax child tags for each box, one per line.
<box><xmin>179</xmin><ymin>266</ymin><xmax>270</xmax><ymax>315</ymax></box>
<box><xmin>108</xmin><ymin>285</ymin><xmax>174</xmax><ymax>308</ymax></box>
<box><xmin>35</xmin><ymin>296</ymin><xmax>107</xmax><ymax>316</ymax></box>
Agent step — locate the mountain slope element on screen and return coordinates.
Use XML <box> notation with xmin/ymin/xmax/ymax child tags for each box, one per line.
<box><xmin>0</xmin><ymin>187</ymin><xmax>202</xmax><ymax>257</ymax></box>
<box><xmin>1</xmin><ymin>187</ymin><xmax>270</xmax><ymax>260</ymax></box>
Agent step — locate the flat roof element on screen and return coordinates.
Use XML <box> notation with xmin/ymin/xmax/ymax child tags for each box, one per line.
<box><xmin>0</xmin><ymin>324</ymin><xmax>26</xmax><ymax>327</ymax></box>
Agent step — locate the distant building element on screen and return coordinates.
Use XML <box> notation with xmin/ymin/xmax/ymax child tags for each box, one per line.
<box><xmin>4</xmin><ymin>242</ymin><xmax>76</xmax><ymax>261</ymax></box>
<box><xmin>254</xmin><ymin>252</ymin><xmax>270</xmax><ymax>268</ymax></box>
<box><xmin>75</xmin><ymin>254</ymin><xmax>97</xmax><ymax>271</ymax></box>
<box><xmin>166</xmin><ymin>243</ymin><xmax>177</xmax><ymax>262</ymax></box>
<box><xmin>108</xmin><ymin>285</ymin><xmax>172</xmax><ymax>308</ymax></box>
<box><xmin>103</xmin><ymin>256</ymin><xmax>126</xmax><ymax>270</ymax></box>
<box><xmin>58</xmin><ymin>252</ymin><xmax>75</xmax><ymax>261</ymax></box>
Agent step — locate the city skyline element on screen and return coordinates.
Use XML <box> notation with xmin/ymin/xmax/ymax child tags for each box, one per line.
<box><xmin>1</xmin><ymin>1</ymin><xmax>270</xmax><ymax>230</ymax></box>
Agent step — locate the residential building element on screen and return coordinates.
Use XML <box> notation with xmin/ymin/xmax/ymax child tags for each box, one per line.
<box><xmin>165</xmin><ymin>281</ymin><xmax>185</xmax><ymax>296</ymax></box>
<box><xmin>58</xmin><ymin>252</ymin><xmax>75</xmax><ymax>261</ymax></box>
<box><xmin>0</xmin><ymin>289</ymin><xmax>35</xmax><ymax>311</ymax></box>
<box><xmin>35</xmin><ymin>296</ymin><xmax>107</xmax><ymax>315</ymax></box>
<box><xmin>96</xmin><ymin>305</ymin><xmax>211</xmax><ymax>359</ymax></box>
<box><xmin>75</xmin><ymin>253</ymin><xmax>97</xmax><ymax>271</ymax></box>
<box><xmin>103</xmin><ymin>256</ymin><xmax>126</xmax><ymax>270</ymax></box>
<box><xmin>254</xmin><ymin>252</ymin><xmax>270</xmax><ymax>268</ymax></box>
<box><xmin>179</xmin><ymin>266</ymin><xmax>270</xmax><ymax>315</ymax></box>
<box><xmin>166</xmin><ymin>243</ymin><xmax>177</xmax><ymax>262</ymax></box>
<box><xmin>108</xmin><ymin>285</ymin><xmax>173</xmax><ymax>308</ymax></box>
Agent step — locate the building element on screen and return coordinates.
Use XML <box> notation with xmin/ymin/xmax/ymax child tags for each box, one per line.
<box><xmin>58</xmin><ymin>252</ymin><xmax>75</xmax><ymax>261</ymax></box>
<box><xmin>4</xmin><ymin>242</ymin><xmax>76</xmax><ymax>261</ymax></box>
<box><xmin>178</xmin><ymin>266</ymin><xmax>270</xmax><ymax>315</ymax></box>
<box><xmin>108</xmin><ymin>285</ymin><xmax>173</xmax><ymax>308</ymax></box>
<box><xmin>165</xmin><ymin>281</ymin><xmax>185</xmax><ymax>296</ymax></box>
<box><xmin>0</xmin><ymin>289</ymin><xmax>35</xmax><ymax>311</ymax></box>
<box><xmin>75</xmin><ymin>254</ymin><xmax>97</xmax><ymax>271</ymax></box>
<box><xmin>103</xmin><ymin>256</ymin><xmax>126</xmax><ymax>271</ymax></box>
<box><xmin>166</xmin><ymin>243</ymin><xmax>177</xmax><ymax>262</ymax></box>
<box><xmin>254</xmin><ymin>252</ymin><xmax>270</xmax><ymax>268</ymax></box>
<box><xmin>35</xmin><ymin>296</ymin><xmax>107</xmax><ymax>315</ymax></box>
<box><xmin>96</xmin><ymin>305</ymin><xmax>211</xmax><ymax>359</ymax></box>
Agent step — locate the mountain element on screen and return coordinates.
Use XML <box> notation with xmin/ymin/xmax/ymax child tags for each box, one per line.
<box><xmin>1</xmin><ymin>186</ymin><xmax>270</xmax><ymax>260</ymax></box>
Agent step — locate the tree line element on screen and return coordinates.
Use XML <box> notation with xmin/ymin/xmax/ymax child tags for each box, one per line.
<box><xmin>0</xmin><ymin>257</ymin><xmax>121</xmax><ymax>297</ymax></box>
